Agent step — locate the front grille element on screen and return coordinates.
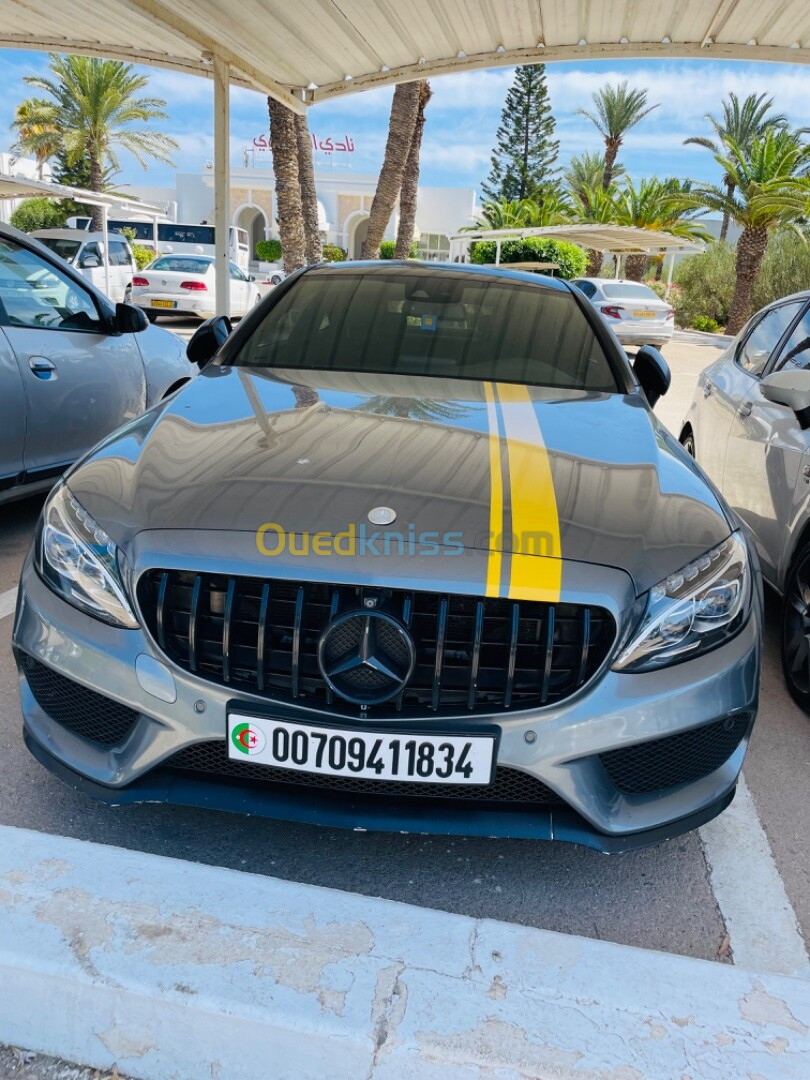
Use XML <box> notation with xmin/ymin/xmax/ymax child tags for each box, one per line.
<box><xmin>19</xmin><ymin>654</ymin><xmax>139</xmax><ymax>747</ymax></box>
<box><xmin>599</xmin><ymin>715</ymin><xmax>751</xmax><ymax>795</ymax></box>
<box><xmin>137</xmin><ymin>572</ymin><xmax>615</xmax><ymax>716</ymax></box>
<box><xmin>166</xmin><ymin>740</ymin><xmax>562</xmax><ymax>804</ymax></box>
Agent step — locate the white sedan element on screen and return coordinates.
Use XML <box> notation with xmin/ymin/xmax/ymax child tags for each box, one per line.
<box><xmin>571</xmin><ymin>278</ymin><xmax>675</xmax><ymax>349</ymax></box>
<box><xmin>130</xmin><ymin>255</ymin><xmax>262</xmax><ymax>321</ymax></box>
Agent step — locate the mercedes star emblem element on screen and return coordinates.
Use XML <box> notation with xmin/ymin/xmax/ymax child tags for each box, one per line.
<box><xmin>368</xmin><ymin>506</ymin><xmax>397</xmax><ymax>525</ymax></box>
<box><xmin>317</xmin><ymin>611</ymin><xmax>415</xmax><ymax>706</ymax></box>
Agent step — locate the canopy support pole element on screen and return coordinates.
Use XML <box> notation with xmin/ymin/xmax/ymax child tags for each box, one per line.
<box><xmin>495</xmin><ymin>237</ymin><xmax>502</xmax><ymax>266</ymax></box>
<box><xmin>213</xmin><ymin>55</ymin><xmax>230</xmax><ymax>318</ymax></box>
<box><xmin>101</xmin><ymin>202</ymin><xmax>111</xmax><ymax>298</ymax></box>
<box><xmin>664</xmin><ymin>252</ymin><xmax>675</xmax><ymax>300</ymax></box>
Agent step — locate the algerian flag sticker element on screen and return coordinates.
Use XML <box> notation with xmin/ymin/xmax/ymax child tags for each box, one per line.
<box><xmin>231</xmin><ymin>721</ymin><xmax>266</xmax><ymax>756</ymax></box>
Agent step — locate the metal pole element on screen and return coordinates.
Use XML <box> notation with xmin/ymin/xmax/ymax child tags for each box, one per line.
<box><xmin>101</xmin><ymin>202</ymin><xmax>111</xmax><ymax>298</ymax></box>
<box><xmin>495</xmin><ymin>238</ymin><xmax>502</xmax><ymax>266</ymax></box>
<box><xmin>664</xmin><ymin>252</ymin><xmax>675</xmax><ymax>300</ymax></box>
<box><xmin>213</xmin><ymin>55</ymin><xmax>230</xmax><ymax>318</ymax></box>
<box><xmin>614</xmin><ymin>252</ymin><xmax>620</xmax><ymax>278</ymax></box>
<box><xmin>152</xmin><ymin>215</ymin><xmax>158</xmax><ymax>255</ymax></box>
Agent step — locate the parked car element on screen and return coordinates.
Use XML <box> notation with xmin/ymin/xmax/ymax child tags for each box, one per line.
<box><xmin>31</xmin><ymin>228</ymin><xmax>136</xmax><ymax>303</ymax></box>
<box><xmin>680</xmin><ymin>290</ymin><xmax>810</xmax><ymax>711</ymax></box>
<box><xmin>0</xmin><ymin>222</ymin><xmax>194</xmax><ymax>506</ymax></box>
<box><xmin>571</xmin><ymin>278</ymin><xmax>675</xmax><ymax>349</ymax></box>
<box><xmin>14</xmin><ymin>262</ymin><xmax>761</xmax><ymax>852</ymax></box>
<box><xmin>130</xmin><ymin>255</ymin><xmax>262</xmax><ymax>321</ymax></box>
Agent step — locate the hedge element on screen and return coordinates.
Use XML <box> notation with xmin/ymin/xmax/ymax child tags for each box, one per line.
<box><xmin>469</xmin><ymin>237</ymin><xmax>587</xmax><ymax>280</ymax></box>
<box><xmin>255</xmin><ymin>238</ymin><xmax>282</xmax><ymax>262</ymax></box>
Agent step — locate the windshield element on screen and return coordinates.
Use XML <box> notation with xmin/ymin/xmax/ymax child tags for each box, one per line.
<box><xmin>149</xmin><ymin>256</ymin><xmax>213</xmax><ymax>273</ymax></box>
<box><xmin>36</xmin><ymin>238</ymin><xmax>81</xmax><ymax>263</ymax></box>
<box><xmin>602</xmin><ymin>283</ymin><xmax>661</xmax><ymax>301</ymax></box>
<box><xmin>235</xmin><ymin>268</ymin><xmax>619</xmax><ymax>391</ymax></box>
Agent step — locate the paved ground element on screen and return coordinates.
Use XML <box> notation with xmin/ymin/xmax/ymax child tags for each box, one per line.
<box><xmin>0</xmin><ymin>330</ymin><xmax>808</xmax><ymax>971</ymax></box>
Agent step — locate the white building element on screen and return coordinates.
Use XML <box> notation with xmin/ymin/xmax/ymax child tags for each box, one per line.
<box><xmin>125</xmin><ymin>163</ymin><xmax>479</xmax><ymax>263</ymax></box>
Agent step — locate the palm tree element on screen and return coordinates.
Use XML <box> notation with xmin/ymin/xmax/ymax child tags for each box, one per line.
<box><xmin>687</xmin><ymin>130</ymin><xmax>810</xmax><ymax>333</ymax></box>
<box><xmin>468</xmin><ymin>193</ymin><xmax>571</xmax><ymax>231</ymax></box>
<box><xmin>571</xmin><ymin>183</ymin><xmax>620</xmax><ymax>276</ymax></box>
<box><xmin>564</xmin><ymin>151</ymin><xmax>624</xmax><ymax>198</ymax></box>
<box><xmin>684</xmin><ymin>92</ymin><xmax>790</xmax><ymax>241</ymax></box>
<box><xmin>578</xmin><ymin>82</ymin><xmax>659</xmax><ymax>189</ymax></box>
<box><xmin>20</xmin><ymin>55</ymin><xmax>177</xmax><ymax>228</ymax></box>
<box><xmin>268</xmin><ymin>96</ymin><xmax>306</xmax><ymax>272</ymax></box>
<box><xmin>293</xmin><ymin>112</ymin><xmax>322</xmax><ymax>265</ymax></box>
<box><xmin>10</xmin><ymin>98</ymin><xmax>61</xmax><ymax>178</ymax></box>
<box><xmin>608</xmin><ymin>178</ymin><xmax>711</xmax><ymax>280</ymax></box>
<box><xmin>363</xmin><ymin>81</ymin><xmax>422</xmax><ymax>259</ymax></box>
<box><xmin>395</xmin><ymin>81</ymin><xmax>432</xmax><ymax>258</ymax></box>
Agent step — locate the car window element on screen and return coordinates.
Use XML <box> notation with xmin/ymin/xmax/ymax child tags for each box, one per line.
<box><xmin>150</xmin><ymin>256</ymin><xmax>213</xmax><ymax>273</ymax></box>
<box><xmin>77</xmin><ymin>242</ymin><xmax>102</xmax><ymax>268</ymax></box>
<box><xmin>0</xmin><ymin>237</ymin><xmax>102</xmax><ymax>332</ymax></box>
<box><xmin>236</xmin><ymin>268</ymin><xmax>620</xmax><ymax>392</ymax></box>
<box><xmin>36</xmin><ymin>237</ymin><xmax>81</xmax><ymax>263</ymax></box>
<box><xmin>738</xmin><ymin>302</ymin><xmax>805</xmax><ymax>376</ymax></box>
<box><xmin>229</xmin><ymin>262</ymin><xmax>246</xmax><ymax>281</ymax></box>
<box><xmin>108</xmin><ymin>241</ymin><xmax>132</xmax><ymax>267</ymax></box>
<box><xmin>574</xmin><ymin>281</ymin><xmax>596</xmax><ymax>298</ymax></box>
<box><xmin>774</xmin><ymin>307</ymin><xmax>810</xmax><ymax>373</ymax></box>
<box><xmin>602</xmin><ymin>283</ymin><xmax>660</xmax><ymax>301</ymax></box>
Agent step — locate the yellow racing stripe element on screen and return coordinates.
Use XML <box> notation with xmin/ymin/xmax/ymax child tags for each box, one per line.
<box><xmin>495</xmin><ymin>383</ymin><xmax>562</xmax><ymax>602</ymax></box>
<box><xmin>483</xmin><ymin>382</ymin><xmax>503</xmax><ymax>597</ymax></box>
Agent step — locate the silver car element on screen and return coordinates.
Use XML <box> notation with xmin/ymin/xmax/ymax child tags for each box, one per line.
<box><xmin>681</xmin><ymin>290</ymin><xmax>810</xmax><ymax>711</ymax></box>
<box><xmin>14</xmin><ymin>262</ymin><xmax>761</xmax><ymax>852</ymax></box>
<box><xmin>571</xmin><ymin>278</ymin><xmax>675</xmax><ymax>348</ymax></box>
<box><xmin>0</xmin><ymin>223</ymin><xmax>193</xmax><ymax>505</ymax></box>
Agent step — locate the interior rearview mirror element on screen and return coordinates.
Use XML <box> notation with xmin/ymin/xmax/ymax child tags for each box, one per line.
<box><xmin>760</xmin><ymin>369</ymin><xmax>810</xmax><ymax>427</ymax></box>
<box><xmin>632</xmin><ymin>345</ymin><xmax>671</xmax><ymax>409</ymax></box>
<box><xmin>114</xmin><ymin>302</ymin><xmax>148</xmax><ymax>334</ymax></box>
<box><xmin>186</xmin><ymin>314</ymin><xmax>232</xmax><ymax>369</ymax></box>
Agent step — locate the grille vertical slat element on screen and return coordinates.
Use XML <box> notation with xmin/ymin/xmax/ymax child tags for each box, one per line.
<box><xmin>291</xmin><ymin>585</ymin><xmax>304</xmax><ymax>699</ymax></box>
<box><xmin>467</xmin><ymin>600</ymin><xmax>485</xmax><ymax>710</ymax></box>
<box><xmin>432</xmin><ymin>596</ymin><xmax>449</xmax><ymax>710</ymax></box>
<box><xmin>540</xmin><ymin>606</ymin><xmax>555</xmax><ymax>704</ymax></box>
<box><xmin>503</xmin><ymin>602</ymin><xmax>520</xmax><ymax>709</ymax></box>
<box><xmin>188</xmin><ymin>575</ymin><xmax>203</xmax><ymax>673</ymax></box>
<box><xmin>138</xmin><ymin>572</ymin><xmax>616</xmax><ymax>716</ymax></box>
<box><xmin>256</xmin><ymin>582</ymin><xmax>270</xmax><ymax>691</ymax></box>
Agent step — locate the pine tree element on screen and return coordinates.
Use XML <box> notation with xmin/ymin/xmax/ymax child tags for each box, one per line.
<box><xmin>483</xmin><ymin>65</ymin><xmax>559</xmax><ymax>203</ymax></box>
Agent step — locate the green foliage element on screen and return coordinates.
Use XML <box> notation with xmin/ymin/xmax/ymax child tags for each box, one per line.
<box><xmin>378</xmin><ymin>240</ymin><xmax>420</xmax><ymax>259</ymax></box>
<box><xmin>674</xmin><ymin>243</ymin><xmax>736</xmax><ymax>326</ymax></box>
<box><xmin>692</xmin><ymin>315</ymin><xmax>722</xmax><ymax>333</ymax></box>
<box><xmin>120</xmin><ymin>228</ymin><xmax>153</xmax><ymax>270</ymax></box>
<box><xmin>256</xmin><ymin>238</ymin><xmax>282</xmax><ymax>262</ymax></box>
<box><xmin>321</xmin><ymin>244</ymin><xmax>347</xmax><ymax>262</ymax></box>
<box><xmin>10</xmin><ymin>196</ymin><xmax>67</xmax><ymax>232</ymax></box>
<box><xmin>469</xmin><ymin>237</ymin><xmax>587</xmax><ymax>279</ymax></box>
<box><xmin>483</xmin><ymin>65</ymin><xmax>559</xmax><ymax>203</ymax></box>
<box><xmin>753</xmin><ymin>231</ymin><xmax>810</xmax><ymax>309</ymax></box>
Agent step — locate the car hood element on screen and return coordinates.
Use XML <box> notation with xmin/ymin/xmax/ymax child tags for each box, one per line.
<box><xmin>67</xmin><ymin>365</ymin><xmax>731</xmax><ymax>597</ymax></box>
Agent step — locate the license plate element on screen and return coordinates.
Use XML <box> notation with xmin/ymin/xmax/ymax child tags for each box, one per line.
<box><xmin>227</xmin><ymin>712</ymin><xmax>496</xmax><ymax>785</ymax></box>
<box><xmin>151</xmin><ymin>299</ymin><xmax>176</xmax><ymax>309</ymax></box>
<box><xmin>634</xmin><ymin>310</ymin><xmax>657</xmax><ymax>318</ymax></box>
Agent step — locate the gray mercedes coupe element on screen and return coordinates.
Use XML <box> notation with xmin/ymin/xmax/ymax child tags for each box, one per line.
<box><xmin>13</xmin><ymin>262</ymin><xmax>762</xmax><ymax>851</ymax></box>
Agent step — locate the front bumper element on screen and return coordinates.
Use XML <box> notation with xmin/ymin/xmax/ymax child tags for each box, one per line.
<box><xmin>13</xmin><ymin>551</ymin><xmax>762</xmax><ymax>852</ymax></box>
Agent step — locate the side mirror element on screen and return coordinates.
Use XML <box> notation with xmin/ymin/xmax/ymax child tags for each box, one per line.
<box><xmin>114</xmin><ymin>302</ymin><xmax>148</xmax><ymax>334</ymax></box>
<box><xmin>761</xmin><ymin>369</ymin><xmax>810</xmax><ymax>427</ymax></box>
<box><xmin>186</xmin><ymin>314</ymin><xmax>232</xmax><ymax>369</ymax></box>
<box><xmin>633</xmin><ymin>345</ymin><xmax>671</xmax><ymax>408</ymax></box>
<box><xmin>248</xmin><ymin>274</ymin><xmax>256</xmax><ymax>282</ymax></box>
<box><xmin>80</xmin><ymin>254</ymin><xmax>101</xmax><ymax>268</ymax></box>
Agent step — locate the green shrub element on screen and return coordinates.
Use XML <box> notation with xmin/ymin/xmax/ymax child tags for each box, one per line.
<box><xmin>321</xmin><ymin>243</ymin><xmax>347</xmax><ymax>262</ymax></box>
<box><xmin>469</xmin><ymin>237</ymin><xmax>587</xmax><ymax>280</ymax></box>
<box><xmin>753</xmin><ymin>232</ymin><xmax>810</xmax><ymax>310</ymax></box>
<box><xmin>691</xmin><ymin>315</ymin><xmax>722</xmax><ymax>333</ymax></box>
<box><xmin>10</xmin><ymin>197</ymin><xmax>68</xmax><ymax>232</ymax></box>
<box><xmin>256</xmin><ymin>238</ymin><xmax>282</xmax><ymax>262</ymax></box>
<box><xmin>120</xmin><ymin>228</ymin><xmax>155</xmax><ymax>270</ymax></box>
<box><xmin>673</xmin><ymin>243</ymin><xmax>736</xmax><ymax>327</ymax></box>
<box><xmin>379</xmin><ymin>240</ymin><xmax>397</xmax><ymax>259</ymax></box>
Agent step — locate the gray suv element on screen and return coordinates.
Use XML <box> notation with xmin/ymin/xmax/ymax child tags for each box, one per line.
<box><xmin>14</xmin><ymin>262</ymin><xmax>762</xmax><ymax>851</ymax></box>
<box><xmin>681</xmin><ymin>290</ymin><xmax>810</xmax><ymax>711</ymax></box>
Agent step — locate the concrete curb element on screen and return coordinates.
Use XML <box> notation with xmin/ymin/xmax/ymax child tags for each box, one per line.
<box><xmin>1</xmin><ymin>825</ymin><xmax>809</xmax><ymax>1079</ymax></box>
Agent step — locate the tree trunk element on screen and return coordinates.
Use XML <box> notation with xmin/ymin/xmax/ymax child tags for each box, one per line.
<box><xmin>625</xmin><ymin>253</ymin><xmax>647</xmax><ymax>281</ymax></box>
<box><xmin>89</xmin><ymin>151</ymin><xmax>104</xmax><ymax>231</ymax></box>
<box><xmin>362</xmin><ymin>81</ymin><xmax>422</xmax><ymax>259</ymax></box>
<box><xmin>586</xmin><ymin>248</ymin><xmax>603</xmax><ymax>276</ymax></box>
<box><xmin>726</xmin><ymin>226</ymin><xmax>768</xmax><ymax>335</ymax></box>
<box><xmin>294</xmin><ymin>113</ymin><xmax>322</xmax><ymax>265</ymax></box>
<box><xmin>719</xmin><ymin>176</ymin><xmax>734</xmax><ymax>244</ymax></box>
<box><xmin>395</xmin><ymin>81</ymin><xmax>432</xmax><ymax>259</ymax></box>
<box><xmin>602</xmin><ymin>139</ymin><xmax>619</xmax><ymax>190</ymax></box>
<box><xmin>268</xmin><ymin>96</ymin><xmax>306</xmax><ymax>273</ymax></box>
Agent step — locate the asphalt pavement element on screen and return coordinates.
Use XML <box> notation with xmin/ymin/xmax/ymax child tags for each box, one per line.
<box><xmin>0</xmin><ymin>330</ymin><xmax>807</xmax><ymax>970</ymax></box>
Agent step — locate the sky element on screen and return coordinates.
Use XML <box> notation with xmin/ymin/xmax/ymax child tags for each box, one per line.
<box><xmin>2</xmin><ymin>49</ymin><xmax>809</xmax><ymax>200</ymax></box>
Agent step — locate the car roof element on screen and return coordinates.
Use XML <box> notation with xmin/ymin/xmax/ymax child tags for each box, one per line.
<box><xmin>307</xmin><ymin>259</ymin><xmax>573</xmax><ymax>293</ymax></box>
<box><xmin>573</xmin><ymin>277</ymin><xmax>659</xmax><ymax>286</ymax></box>
<box><xmin>30</xmin><ymin>228</ymin><xmax>129</xmax><ymax>241</ymax></box>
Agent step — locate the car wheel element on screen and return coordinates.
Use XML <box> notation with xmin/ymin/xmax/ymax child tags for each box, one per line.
<box><xmin>680</xmin><ymin>429</ymin><xmax>695</xmax><ymax>457</ymax></box>
<box><xmin>781</xmin><ymin>542</ymin><xmax>810</xmax><ymax>714</ymax></box>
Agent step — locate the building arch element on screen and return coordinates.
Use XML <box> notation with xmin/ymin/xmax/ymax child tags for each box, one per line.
<box><xmin>343</xmin><ymin>209</ymin><xmax>370</xmax><ymax>259</ymax></box>
<box><xmin>233</xmin><ymin>202</ymin><xmax>270</xmax><ymax>260</ymax></box>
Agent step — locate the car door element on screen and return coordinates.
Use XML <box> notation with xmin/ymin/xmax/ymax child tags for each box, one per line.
<box><xmin>0</xmin><ymin>330</ymin><xmax>27</xmax><ymax>491</ymax></box>
<box><xmin>719</xmin><ymin>299</ymin><xmax>808</xmax><ymax>581</ymax></box>
<box><xmin>0</xmin><ymin>233</ymin><xmax>146</xmax><ymax>477</ymax></box>
<box><xmin>107</xmin><ymin>239</ymin><xmax>133</xmax><ymax>302</ymax></box>
<box><xmin>229</xmin><ymin>262</ymin><xmax>248</xmax><ymax>315</ymax></box>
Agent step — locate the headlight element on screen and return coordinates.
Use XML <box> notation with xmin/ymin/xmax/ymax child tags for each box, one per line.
<box><xmin>613</xmin><ymin>532</ymin><xmax>750</xmax><ymax>673</ymax></box>
<box><xmin>35</xmin><ymin>484</ymin><xmax>138</xmax><ymax>628</ymax></box>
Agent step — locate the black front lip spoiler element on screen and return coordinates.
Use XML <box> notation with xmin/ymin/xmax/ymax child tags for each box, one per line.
<box><xmin>24</xmin><ymin>727</ymin><xmax>735</xmax><ymax>854</ymax></box>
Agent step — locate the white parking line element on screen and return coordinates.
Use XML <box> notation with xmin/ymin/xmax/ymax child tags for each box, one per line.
<box><xmin>700</xmin><ymin>773</ymin><xmax>810</xmax><ymax>978</ymax></box>
<box><xmin>0</xmin><ymin>588</ymin><xmax>17</xmax><ymax>620</ymax></box>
